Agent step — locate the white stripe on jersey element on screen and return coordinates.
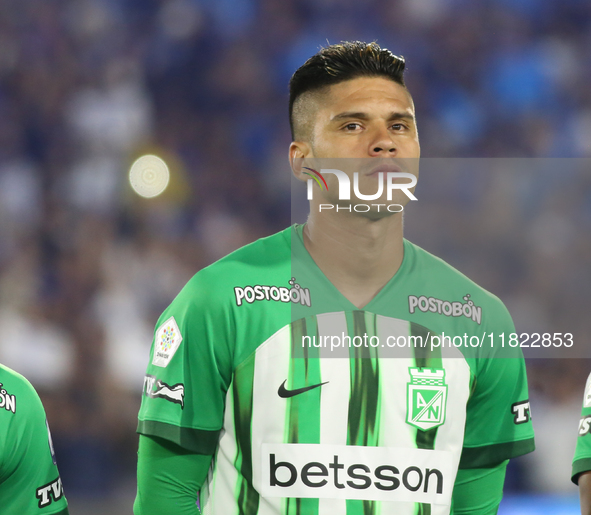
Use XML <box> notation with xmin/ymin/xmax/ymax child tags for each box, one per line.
<box><xmin>317</xmin><ymin>312</ymin><xmax>351</xmax><ymax>514</ymax></box>
<box><xmin>203</xmin><ymin>379</ymin><xmax>239</xmax><ymax>515</ymax></box>
<box><xmin>252</xmin><ymin>325</ymin><xmax>293</xmax><ymax>515</ymax></box>
<box><xmin>376</xmin><ymin>316</ymin><xmax>417</xmax><ymax>515</ymax></box>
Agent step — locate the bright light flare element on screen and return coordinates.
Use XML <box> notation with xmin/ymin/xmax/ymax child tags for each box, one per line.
<box><xmin>129</xmin><ymin>155</ymin><xmax>170</xmax><ymax>198</ymax></box>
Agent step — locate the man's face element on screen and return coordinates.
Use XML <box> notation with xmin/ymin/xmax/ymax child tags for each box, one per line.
<box><xmin>310</xmin><ymin>76</ymin><xmax>420</xmax><ymax>160</ymax></box>
<box><xmin>293</xmin><ymin>76</ymin><xmax>420</xmax><ymax>216</ymax></box>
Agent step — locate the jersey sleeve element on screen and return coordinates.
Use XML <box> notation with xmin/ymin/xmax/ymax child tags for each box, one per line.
<box><xmin>452</xmin><ymin>460</ymin><xmax>508</xmax><ymax>514</ymax></box>
<box><xmin>134</xmin><ymin>435</ymin><xmax>209</xmax><ymax>515</ymax></box>
<box><xmin>0</xmin><ymin>366</ymin><xmax>69</xmax><ymax>514</ymax></box>
<box><xmin>137</xmin><ymin>271</ymin><xmax>234</xmax><ymax>455</ymax></box>
<box><xmin>459</xmin><ymin>301</ymin><xmax>535</xmax><ymax>469</ymax></box>
<box><xmin>572</xmin><ymin>372</ymin><xmax>591</xmax><ymax>484</ymax></box>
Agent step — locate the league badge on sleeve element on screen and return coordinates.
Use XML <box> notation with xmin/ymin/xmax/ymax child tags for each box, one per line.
<box><xmin>406</xmin><ymin>368</ymin><xmax>448</xmax><ymax>431</ymax></box>
<box><xmin>152</xmin><ymin>316</ymin><xmax>183</xmax><ymax>367</ymax></box>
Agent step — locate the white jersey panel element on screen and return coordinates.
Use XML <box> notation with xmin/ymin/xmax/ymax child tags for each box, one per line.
<box><xmin>202</xmin><ymin>383</ymin><xmax>239</xmax><ymax>515</ymax></box>
<box><xmin>317</xmin><ymin>312</ymin><xmax>351</xmax><ymax>514</ymax></box>
<box><xmin>252</xmin><ymin>325</ymin><xmax>293</xmax><ymax>515</ymax></box>
<box><xmin>375</xmin><ymin>316</ymin><xmax>418</xmax><ymax>515</ymax></box>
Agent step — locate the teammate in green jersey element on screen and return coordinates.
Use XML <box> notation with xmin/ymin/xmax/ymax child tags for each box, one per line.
<box><xmin>0</xmin><ymin>364</ymin><xmax>69</xmax><ymax>514</ymax></box>
<box><xmin>572</xmin><ymin>372</ymin><xmax>591</xmax><ymax>515</ymax></box>
<box><xmin>134</xmin><ymin>41</ymin><xmax>535</xmax><ymax>515</ymax></box>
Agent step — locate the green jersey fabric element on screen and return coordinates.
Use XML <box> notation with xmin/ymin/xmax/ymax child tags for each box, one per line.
<box><xmin>572</xmin><ymin>372</ymin><xmax>591</xmax><ymax>483</ymax></box>
<box><xmin>137</xmin><ymin>224</ymin><xmax>535</xmax><ymax>515</ymax></box>
<box><xmin>0</xmin><ymin>364</ymin><xmax>68</xmax><ymax>515</ymax></box>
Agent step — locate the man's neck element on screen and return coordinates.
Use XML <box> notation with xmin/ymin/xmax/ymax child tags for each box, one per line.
<box><xmin>302</xmin><ymin>210</ymin><xmax>404</xmax><ymax>309</ymax></box>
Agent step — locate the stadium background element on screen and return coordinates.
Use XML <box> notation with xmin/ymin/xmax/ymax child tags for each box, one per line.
<box><xmin>0</xmin><ymin>0</ymin><xmax>590</xmax><ymax>513</ymax></box>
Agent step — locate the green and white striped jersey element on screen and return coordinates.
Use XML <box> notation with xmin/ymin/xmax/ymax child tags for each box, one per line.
<box><xmin>572</xmin><ymin>372</ymin><xmax>591</xmax><ymax>483</ymax></box>
<box><xmin>137</xmin><ymin>224</ymin><xmax>535</xmax><ymax>515</ymax></box>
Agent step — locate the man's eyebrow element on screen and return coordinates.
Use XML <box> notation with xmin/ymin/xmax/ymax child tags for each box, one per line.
<box><xmin>330</xmin><ymin>112</ymin><xmax>370</xmax><ymax>122</ymax></box>
<box><xmin>386</xmin><ymin>112</ymin><xmax>415</xmax><ymax>122</ymax></box>
<box><xmin>330</xmin><ymin>111</ymin><xmax>415</xmax><ymax>122</ymax></box>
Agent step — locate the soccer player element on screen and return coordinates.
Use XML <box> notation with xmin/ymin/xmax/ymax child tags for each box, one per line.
<box><xmin>0</xmin><ymin>363</ymin><xmax>69</xmax><ymax>514</ymax></box>
<box><xmin>572</xmin><ymin>372</ymin><xmax>591</xmax><ymax>515</ymax></box>
<box><xmin>134</xmin><ymin>41</ymin><xmax>535</xmax><ymax>514</ymax></box>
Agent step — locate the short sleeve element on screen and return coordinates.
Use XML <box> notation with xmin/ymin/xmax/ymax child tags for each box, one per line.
<box><xmin>0</xmin><ymin>366</ymin><xmax>69</xmax><ymax>514</ymax></box>
<box><xmin>459</xmin><ymin>303</ymin><xmax>535</xmax><ymax>469</ymax></box>
<box><xmin>137</xmin><ymin>272</ymin><xmax>234</xmax><ymax>455</ymax></box>
<box><xmin>572</xmin><ymin>372</ymin><xmax>591</xmax><ymax>484</ymax></box>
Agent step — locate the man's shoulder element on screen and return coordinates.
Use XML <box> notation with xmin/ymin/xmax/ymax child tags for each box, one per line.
<box><xmin>0</xmin><ymin>364</ymin><xmax>44</xmax><ymax>420</ymax></box>
<box><xmin>404</xmin><ymin>239</ymin><xmax>512</xmax><ymax>322</ymax></box>
<box><xmin>0</xmin><ymin>364</ymin><xmax>38</xmax><ymax>397</ymax></box>
<box><xmin>174</xmin><ymin>227</ymin><xmax>292</xmax><ymax>307</ymax></box>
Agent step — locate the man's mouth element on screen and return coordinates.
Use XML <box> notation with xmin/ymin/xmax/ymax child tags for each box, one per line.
<box><xmin>366</xmin><ymin>162</ymin><xmax>403</xmax><ymax>177</ymax></box>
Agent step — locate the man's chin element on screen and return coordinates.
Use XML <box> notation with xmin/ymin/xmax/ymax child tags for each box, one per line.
<box><xmin>359</xmin><ymin>207</ymin><xmax>402</xmax><ymax>221</ymax></box>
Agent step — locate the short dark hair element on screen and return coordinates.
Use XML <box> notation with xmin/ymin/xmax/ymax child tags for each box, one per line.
<box><xmin>289</xmin><ymin>41</ymin><xmax>406</xmax><ymax>140</ymax></box>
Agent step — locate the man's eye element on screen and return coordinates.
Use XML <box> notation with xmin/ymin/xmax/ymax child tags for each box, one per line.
<box><xmin>392</xmin><ymin>123</ymin><xmax>406</xmax><ymax>131</ymax></box>
<box><xmin>344</xmin><ymin>123</ymin><xmax>361</xmax><ymax>130</ymax></box>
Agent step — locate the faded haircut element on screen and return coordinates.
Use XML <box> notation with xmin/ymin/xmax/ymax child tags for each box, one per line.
<box><xmin>289</xmin><ymin>41</ymin><xmax>407</xmax><ymax>141</ymax></box>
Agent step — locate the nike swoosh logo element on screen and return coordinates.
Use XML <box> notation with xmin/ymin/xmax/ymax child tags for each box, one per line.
<box><xmin>278</xmin><ymin>380</ymin><xmax>328</xmax><ymax>398</ymax></box>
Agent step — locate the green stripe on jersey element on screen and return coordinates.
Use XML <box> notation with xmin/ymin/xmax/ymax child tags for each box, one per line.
<box><xmin>411</xmin><ymin>322</ymin><xmax>442</xmax><ymax>451</ymax></box>
<box><xmin>284</xmin><ymin>317</ymin><xmax>321</xmax><ymax>515</ymax></box>
<box><xmin>411</xmin><ymin>322</ymin><xmax>442</xmax><ymax>515</ymax></box>
<box><xmin>233</xmin><ymin>357</ymin><xmax>259</xmax><ymax>514</ymax></box>
<box><xmin>347</xmin><ymin>311</ymin><xmax>381</xmax><ymax>515</ymax></box>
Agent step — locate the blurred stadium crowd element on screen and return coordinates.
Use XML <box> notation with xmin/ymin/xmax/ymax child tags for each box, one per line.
<box><xmin>0</xmin><ymin>0</ymin><xmax>590</xmax><ymax>504</ymax></box>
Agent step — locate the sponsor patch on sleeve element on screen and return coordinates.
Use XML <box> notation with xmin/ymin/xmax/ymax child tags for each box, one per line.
<box><xmin>579</xmin><ymin>416</ymin><xmax>591</xmax><ymax>436</ymax></box>
<box><xmin>143</xmin><ymin>375</ymin><xmax>185</xmax><ymax>408</ymax></box>
<box><xmin>511</xmin><ymin>400</ymin><xmax>531</xmax><ymax>424</ymax></box>
<box><xmin>584</xmin><ymin>373</ymin><xmax>591</xmax><ymax>408</ymax></box>
<box><xmin>36</xmin><ymin>477</ymin><xmax>64</xmax><ymax>508</ymax></box>
<box><xmin>152</xmin><ymin>316</ymin><xmax>183</xmax><ymax>368</ymax></box>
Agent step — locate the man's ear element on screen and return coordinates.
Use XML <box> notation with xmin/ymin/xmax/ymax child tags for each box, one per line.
<box><xmin>289</xmin><ymin>141</ymin><xmax>312</xmax><ymax>182</ymax></box>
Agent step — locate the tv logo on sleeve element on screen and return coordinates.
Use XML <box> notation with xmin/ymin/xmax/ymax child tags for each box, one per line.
<box><xmin>259</xmin><ymin>443</ymin><xmax>455</xmax><ymax>505</ymax></box>
<box><xmin>36</xmin><ymin>477</ymin><xmax>64</xmax><ymax>508</ymax></box>
<box><xmin>511</xmin><ymin>400</ymin><xmax>531</xmax><ymax>424</ymax></box>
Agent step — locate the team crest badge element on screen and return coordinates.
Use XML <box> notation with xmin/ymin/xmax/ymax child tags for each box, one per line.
<box><xmin>406</xmin><ymin>367</ymin><xmax>447</xmax><ymax>431</ymax></box>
